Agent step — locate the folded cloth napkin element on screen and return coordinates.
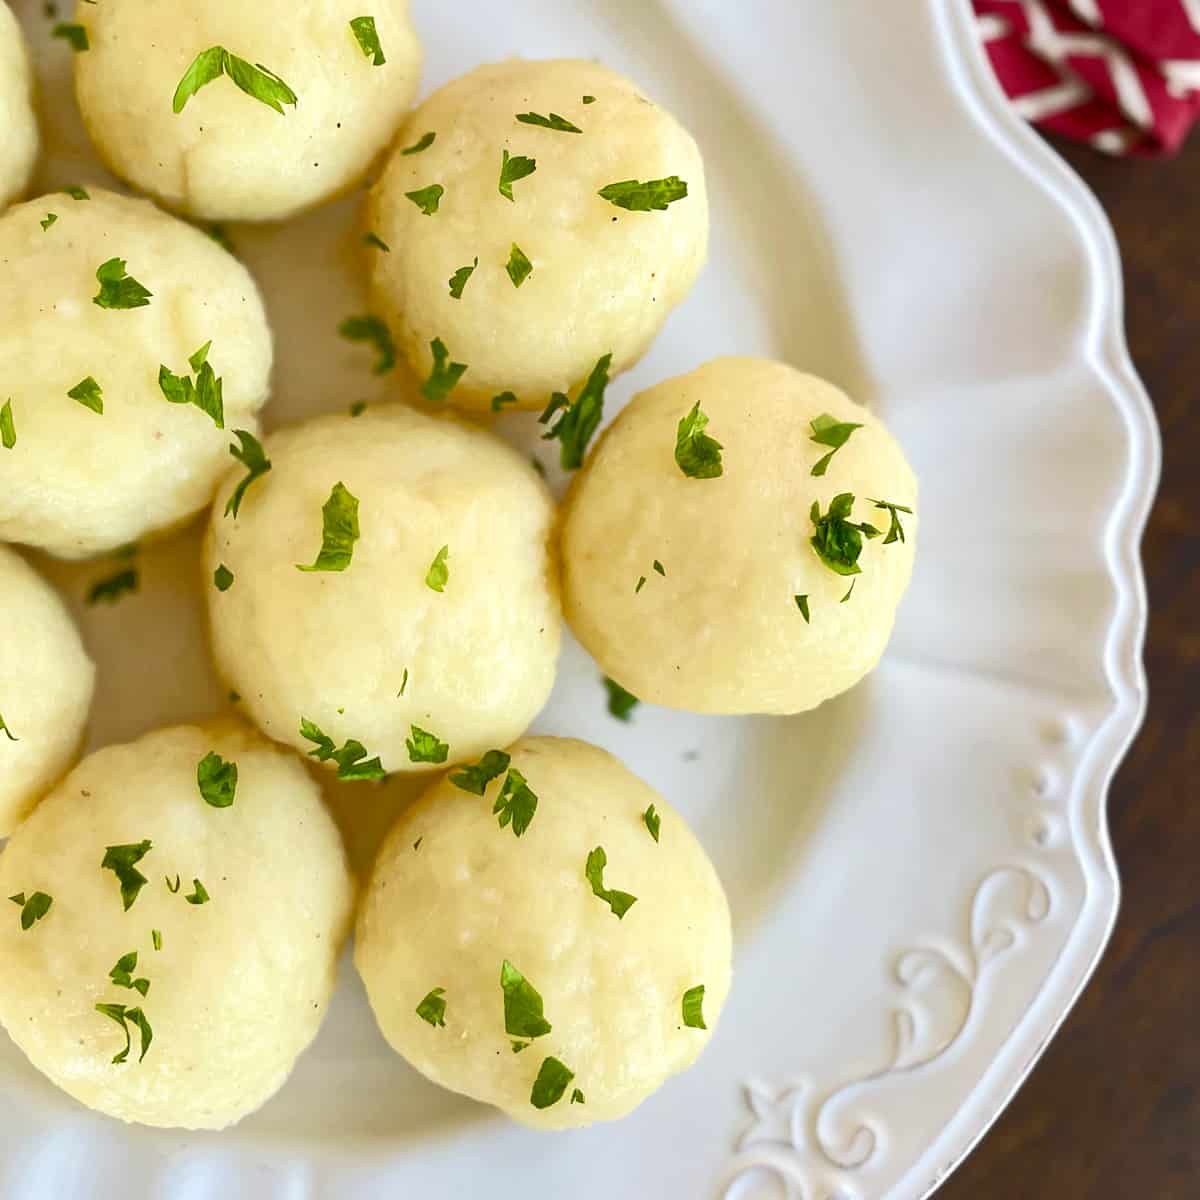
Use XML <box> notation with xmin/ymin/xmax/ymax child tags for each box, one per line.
<box><xmin>973</xmin><ymin>0</ymin><xmax>1200</xmax><ymax>155</ymax></box>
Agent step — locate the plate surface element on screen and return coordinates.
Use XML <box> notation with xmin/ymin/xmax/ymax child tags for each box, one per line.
<box><xmin>1</xmin><ymin>0</ymin><xmax>1157</xmax><ymax>1197</ymax></box>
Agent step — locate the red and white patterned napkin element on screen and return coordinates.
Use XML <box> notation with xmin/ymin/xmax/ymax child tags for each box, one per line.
<box><xmin>973</xmin><ymin>0</ymin><xmax>1200</xmax><ymax>155</ymax></box>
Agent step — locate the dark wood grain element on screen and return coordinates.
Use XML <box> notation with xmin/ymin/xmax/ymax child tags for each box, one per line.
<box><xmin>939</xmin><ymin>135</ymin><xmax>1200</xmax><ymax>1199</ymax></box>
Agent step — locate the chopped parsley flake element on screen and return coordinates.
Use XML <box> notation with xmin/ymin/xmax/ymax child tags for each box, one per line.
<box><xmin>225</xmin><ymin>429</ymin><xmax>271</xmax><ymax>518</ymax></box>
<box><xmin>642</xmin><ymin>805</ymin><xmax>660</xmax><ymax>843</ymax></box>
<box><xmin>87</xmin><ymin>567</ymin><xmax>138</xmax><ymax>605</ymax></box>
<box><xmin>511</xmin><ymin>1040</ymin><xmax>530</xmax><ymax>1053</ymax></box>
<box><xmin>493</xmin><ymin>768</ymin><xmax>537</xmax><ymax>836</ymax></box>
<box><xmin>809</xmin><ymin>413</ymin><xmax>863</xmax><ymax>477</ymax></box>
<box><xmin>349</xmin><ymin>16</ymin><xmax>385</xmax><ymax>65</ymax></box>
<box><xmin>300</xmin><ymin>718</ymin><xmax>386</xmax><ymax>781</ymax></box>
<box><xmin>421</xmin><ymin>337</ymin><xmax>467</xmax><ymax>402</ymax></box>
<box><xmin>93</xmin><ymin>257</ymin><xmax>152</xmax><ymax>309</ymax></box>
<box><xmin>184</xmin><ymin>878</ymin><xmax>210</xmax><ymax>905</ymax></box>
<box><xmin>491</xmin><ymin>391</ymin><xmax>518</xmax><ymax>412</ymax></box>
<box><xmin>584</xmin><ymin>846</ymin><xmax>637</xmax><ymax>919</ymax></box>
<box><xmin>40</xmin><ymin>213</ymin><xmax>57</xmax><ymax>231</ymax></box>
<box><xmin>516</xmin><ymin>111</ymin><xmax>582</xmax><ymax>134</ymax></box>
<box><xmin>196</xmin><ymin>751</ymin><xmax>237</xmax><ymax>808</ymax></box>
<box><xmin>152</xmin><ymin>929</ymin><xmax>162</xmax><ymax>951</ymax></box>
<box><xmin>8</xmin><ymin>891</ymin><xmax>52</xmax><ymax>930</ymax></box>
<box><xmin>531</xmin><ymin>1056</ymin><xmax>574</xmax><ymax>1109</ymax></box>
<box><xmin>52</xmin><ymin>22</ymin><xmax>88</xmax><ymax>50</ymax></box>
<box><xmin>401</xmin><ymin>131</ymin><xmax>436</xmax><ymax>155</ymax></box>
<box><xmin>108</xmin><ymin>951</ymin><xmax>150</xmax><ymax>997</ymax></box>
<box><xmin>841</xmin><ymin>580</ymin><xmax>856</xmax><ymax>603</ymax></box>
<box><xmin>416</xmin><ymin>987</ymin><xmax>446</xmax><ymax>1026</ymax></box>
<box><xmin>868</xmin><ymin>498</ymin><xmax>914</xmax><ymax>545</ymax></box>
<box><xmin>424</xmin><ymin>544</ymin><xmax>449</xmax><ymax>591</ymax></box>
<box><xmin>653</xmin><ymin>559</ymin><xmax>665</xmax><ymax>576</ymax></box>
<box><xmin>68</xmin><ymin>376</ymin><xmax>103</xmax><ymax>414</ymax></box>
<box><xmin>675</xmin><ymin>402</ymin><xmax>723</xmax><ymax>478</ymax></box>
<box><xmin>165</xmin><ymin>874</ymin><xmax>181</xmax><ymax>893</ymax></box>
<box><xmin>213</xmin><ymin>564</ymin><xmax>234</xmax><ymax>591</ymax></box>
<box><xmin>635</xmin><ymin>575</ymin><xmax>646</xmax><ymax>593</ymax></box>
<box><xmin>296</xmin><ymin>481</ymin><xmax>360</xmax><ymax>572</ymax></box>
<box><xmin>61</xmin><ymin>185</ymin><xmax>89</xmax><ymax>200</ymax></box>
<box><xmin>398</xmin><ymin>667</ymin><xmax>408</xmax><ymax>695</ymax></box>
<box><xmin>448</xmin><ymin>258</ymin><xmax>477</xmax><ymax>299</ymax></box>
<box><xmin>350</xmin><ymin>400</ymin><xmax>368</xmax><ymax>417</ymax></box>
<box><xmin>682</xmin><ymin>984</ymin><xmax>707</xmax><ymax>1029</ymax></box>
<box><xmin>809</xmin><ymin>493</ymin><xmax>881</xmax><ymax>577</ymax></box>
<box><xmin>598</xmin><ymin>177</ymin><xmax>688</xmax><ymax>212</ymax></box>
<box><xmin>795</xmin><ymin>594</ymin><xmax>811</xmax><ymax>623</ymax></box>
<box><xmin>207</xmin><ymin>224</ymin><xmax>234</xmax><ymax>253</ymax></box>
<box><xmin>101</xmin><ymin>840</ymin><xmax>152</xmax><ymax>911</ymax></box>
<box><xmin>571</xmin><ymin>1088</ymin><xmax>585</xmax><ymax>1104</ymax></box>
<box><xmin>363</xmin><ymin>231</ymin><xmax>390</xmax><ymax>252</ymax></box>
<box><xmin>449</xmin><ymin>749</ymin><xmax>510</xmax><ymax>795</ymax></box>
<box><xmin>604</xmin><ymin>677</ymin><xmax>639</xmax><ymax>721</ymax></box>
<box><xmin>1</xmin><ymin>399</ymin><xmax>14</xmax><ymax>449</ymax></box>
<box><xmin>406</xmin><ymin>724</ymin><xmax>449</xmax><ymax>764</ymax></box>
<box><xmin>506</xmin><ymin>243</ymin><xmax>533</xmax><ymax>288</ymax></box>
<box><xmin>540</xmin><ymin>353</ymin><xmax>611</xmax><ymax>469</ymax></box>
<box><xmin>582</xmin><ymin>95</ymin><xmax>596</xmax><ymax>104</ymax></box>
<box><xmin>0</xmin><ymin>714</ymin><xmax>16</xmax><ymax>741</ymax></box>
<box><xmin>173</xmin><ymin>47</ymin><xmax>298</xmax><ymax>115</ymax></box>
<box><xmin>501</xmin><ymin>960</ymin><xmax>552</xmax><ymax>1039</ymax></box>
<box><xmin>405</xmin><ymin>183</ymin><xmax>444</xmax><ymax>215</ymax></box>
<box><xmin>158</xmin><ymin>340</ymin><xmax>225</xmax><ymax>427</ymax></box>
<box><xmin>338</xmin><ymin>314</ymin><xmax>396</xmax><ymax>374</ymax></box>
<box><xmin>95</xmin><ymin>1002</ymin><xmax>152</xmax><ymax>1064</ymax></box>
<box><xmin>499</xmin><ymin>149</ymin><xmax>536</xmax><ymax>201</ymax></box>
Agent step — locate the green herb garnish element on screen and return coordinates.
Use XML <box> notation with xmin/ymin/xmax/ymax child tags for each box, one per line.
<box><xmin>540</xmin><ymin>353</ymin><xmax>610</xmax><ymax>469</ymax></box>
<box><xmin>349</xmin><ymin>16</ymin><xmax>385</xmax><ymax>65</ymax></box>
<box><xmin>501</xmin><ymin>960</ymin><xmax>552</xmax><ymax>1039</ymax></box>
<box><xmin>868</xmin><ymin>498</ymin><xmax>914</xmax><ymax>545</ymax></box>
<box><xmin>61</xmin><ymin>185</ymin><xmax>89</xmax><ymax>200</ymax></box>
<box><xmin>531</xmin><ymin>1057</ymin><xmax>574</xmax><ymax>1109</ymax></box>
<box><xmin>795</xmin><ymin>594</ymin><xmax>811</xmax><ymax>623</ymax></box>
<box><xmin>582</xmin><ymin>95</ymin><xmax>596</xmax><ymax>104</ymax></box>
<box><xmin>207</xmin><ymin>224</ymin><xmax>234</xmax><ymax>252</ymax></box>
<box><xmin>675</xmin><ymin>401</ymin><xmax>723</xmax><ymax>478</ymax></box>
<box><xmin>598</xmin><ymin>177</ymin><xmax>688</xmax><ymax>212</ymax></box>
<box><xmin>424</xmin><ymin>544</ymin><xmax>449</xmax><ymax>591</ymax></box>
<box><xmin>493</xmin><ymin>768</ymin><xmax>537</xmax><ymax>836</ymax></box>
<box><xmin>516</xmin><ymin>111</ymin><xmax>581</xmax><ymax>134</ymax></box>
<box><xmin>173</xmin><ymin>47</ymin><xmax>297</xmax><ymax>115</ymax></box>
<box><xmin>406</xmin><ymin>724</ymin><xmax>449</xmax><ymax>764</ymax></box>
<box><xmin>584</xmin><ymin>846</ymin><xmax>637</xmax><ymax>919</ymax></box>
<box><xmin>682</xmin><ymin>984</ymin><xmax>706</xmax><ymax>1029</ymax></box>
<box><xmin>213</xmin><ymin>564</ymin><xmax>234</xmax><ymax>591</ymax></box>
<box><xmin>158</xmin><ymin>340</ymin><xmax>224</xmax><ymax>427</ymax></box>
<box><xmin>421</xmin><ymin>337</ymin><xmax>467</xmax><ymax>402</ymax></box>
<box><xmin>184</xmin><ymin>878</ymin><xmax>210</xmax><ymax>905</ymax></box>
<box><xmin>809</xmin><ymin>493</ymin><xmax>881</xmax><ymax>577</ymax></box>
<box><xmin>416</xmin><ymin>987</ymin><xmax>446</xmax><ymax>1027</ymax></box>
<box><xmin>8</xmin><ymin>892</ymin><xmax>52</xmax><ymax>930</ymax></box>
<box><xmin>297</xmin><ymin>481</ymin><xmax>360</xmax><ymax>572</ymax></box>
<box><xmin>95</xmin><ymin>1002</ymin><xmax>152</xmax><ymax>1064</ymax></box>
<box><xmin>398</xmin><ymin>667</ymin><xmax>408</xmax><ymax>695</ymax></box>
<box><xmin>604</xmin><ymin>677</ymin><xmax>639</xmax><ymax>721</ymax></box>
<box><xmin>635</xmin><ymin>575</ymin><xmax>646</xmax><ymax>593</ymax></box>
<box><xmin>338</xmin><ymin>314</ymin><xmax>396</xmax><ymax>374</ymax></box>
<box><xmin>499</xmin><ymin>149</ymin><xmax>536</xmax><ymax>201</ymax></box>
<box><xmin>101</xmin><ymin>841</ymin><xmax>152</xmax><ymax>911</ymax></box>
<box><xmin>40</xmin><ymin>213</ymin><xmax>57</xmax><ymax>231</ymax></box>
<box><xmin>841</xmin><ymin>580</ymin><xmax>856</xmax><ymax>603</ymax></box>
<box><xmin>151</xmin><ymin>929</ymin><xmax>162</xmax><ymax>951</ymax></box>
<box><xmin>87</xmin><ymin>568</ymin><xmax>138</xmax><ymax>605</ymax></box>
<box><xmin>0</xmin><ymin>714</ymin><xmax>16</xmax><ymax>741</ymax></box>
<box><xmin>1</xmin><ymin>399</ymin><xmax>14</xmax><ymax>449</ymax></box>
<box><xmin>808</xmin><ymin>413</ymin><xmax>863</xmax><ymax>477</ymax></box>
<box><xmin>506</xmin><ymin>243</ymin><xmax>533</xmax><ymax>288</ymax></box>
<box><xmin>571</xmin><ymin>1088</ymin><xmax>585</xmax><ymax>1104</ymax></box>
<box><xmin>349</xmin><ymin>400</ymin><xmax>368</xmax><ymax>417</ymax></box>
<box><xmin>653</xmin><ymin>559</ymin><xmax>665</xmax><ymax>576</ymax></box>
<box><xmin>93</xmin><ymin>257</ymin><xmax>152</xmax><ymax>310</ymax></box>
<box><xmin>225</xmin><ymin>429</ymin><xmax>271</xmax><ymax>518</ymax></box>
<box><xmin>68</xmin><ymin>376</ymin><xmax>103</xmax><ymax>414</ymax></box>
<box><xmin>108</xmin><ymin>951</ymin><xmax>150</xmax><ymax>997</ymax></box>
<box><xmin>491</xmin><ymin>391</ymin><xmax>518</xmax><ymax>412</ymax></box>
<box><xmin>363</xmin><ymin>231</ymin><xmax>390</xmax><ymax>252</ymax></box>
<box><xmin>52</xmin><ymin>22</ymin><xmax>88</xmax><ymax>50</ymax></box>
<box><xmin>165</xmin><ymin>874</ymin><xmax>181</xmax><ymax>894</ymax></box>
<box><xmin>300</xmin><ymin>718</ymin><xmax>386</xmax><ymax>781</ymax></box>
<box><xmin>196</xmin><ymin>751</ymin><xmax>237</xmax><ymax>808</ymax></box>
<box><xmin>405</xmin><ymin>184</ymin><xmax>444</xmax><ymax>215</ymax></box>
<box><xmin>642</xmin><ymin>805</ymin><xmax>660</xmax><ymax>843</ymax></box>
<box><xmin>401</xmin><ymin>131</ymin><xmax>436</xmax><ymax>155</ymax></box>
<box><xmin>449</xmin><ymin>749</ymin><xmax>510</xmax><ymax>795</ymax></box>
<box><xmin>448</xmin><ymin>258</ymin><xmax>477</xmax><ymax>299</ymax></box>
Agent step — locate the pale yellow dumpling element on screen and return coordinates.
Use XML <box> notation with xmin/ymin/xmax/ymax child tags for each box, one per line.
<box><xmin>0</xmin><ymin>3</ymin><xmax>37</xmax><ymax>211</ymax></box>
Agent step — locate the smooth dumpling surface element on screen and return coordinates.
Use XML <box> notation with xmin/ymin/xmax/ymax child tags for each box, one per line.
<box><xmin>368</xmin><ymin>58</ymin><xmax>708</xmax><ymax>410</ymax></box>
<box><xmin>0</xmin><ymin>188</ymin><xmax>272</xmax><ymax>558</ymax></box>
<box><xmin>0</xmin><ymin>721</ymin><xmax>354</xmax><ymax>1130</ymax></box>
<box><xmin>0</xmin><ymin>4</ymin><xmax>37</xmax><ymax>211</ymax></box>
<box><xmin>0</xmin><ymin>546</ymin><xmax>95</xmax><ymax>836</ymax></box>
<box><xmin>74</xmin><ymin>0</ymin><xmax>422</xmax><ymax>221</ymax></box>
<box><xmin>205</xmin><ymin>404</ymin><xmax>561</xmax><ymax>775</ymax></box>
<box><xmin>355</xmin><ymin>736</ymin><xmax>731</xmax><ymax>1128</ymax></box>
<box><xmin>561</xmin><ymin>357</ymin><xmax>919</xmax><ymax>714</ymax></box>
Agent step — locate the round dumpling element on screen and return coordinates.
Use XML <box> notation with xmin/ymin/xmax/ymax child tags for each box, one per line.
<box><xmin>205</xmin><ymin>404</ymin><xmax>560</xmax><ymax>775</ymax></box>
<box><xmin>0</xmin><ymin>188</ymin><xmax>272</xmax><ymax>558</ymax></box>
<box><xmin>74</xmin><ymin>0</ymin><xmax>422</xmax><ymax>221</ymax></box>
<box><xmin>0</xmin><ymin>546</ymin><xmax>95</xmax><ymax>836</ymax></box>
<box><xmin>561</xmin><ymin>357</ymin><xmax>919</xmax><ymax>714</ymax></box>
<box><xmin>367</xmin><ymin>58</ymin><xmax>707</xmax><ymax>411</ymax></box>
<box><xmin>0</xmin><ymin>3</ymin><xmax>37</xmax><ymax>211</ymax></box>
<box><xmin>0</xmin><ymin>721</ymin><xmax>354</xmax><ymax>1130</ymax></box>
<box><xmin>355</xmin><ymin>736</ymin><xmax>731</xmax><ymax>1128</ymax></box>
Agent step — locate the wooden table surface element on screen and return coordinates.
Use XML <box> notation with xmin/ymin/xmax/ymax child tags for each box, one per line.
<box><xmin>939</xmin><ymin>135</ymin><xmax>1200</xmax><ymax>1199</ymax></box>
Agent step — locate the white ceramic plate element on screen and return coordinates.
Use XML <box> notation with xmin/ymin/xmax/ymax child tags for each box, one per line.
<box><xmin>2</xmin><ymin>0</ymin><xmax>1157</xmax><ymax>1196</ymax></box>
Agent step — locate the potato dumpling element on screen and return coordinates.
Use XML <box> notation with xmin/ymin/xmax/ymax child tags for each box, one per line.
<box><xmin>0</xmin><ymin>546</ymin><xmax>95</xmax><ymax>836</ymax></box>
<box><xmin>0</xmin><ymin>721</ymin><xmax>353</xmax><ymax>1130</ymax></box>
<box><xmin>205</xmin><ymin>404</ymin><xmax>560</xmax><ymax>775</ymax></box>
<box><xmin>0</xmin><ymin>188</ymin><xmax>272</xmax><ymax>558</ymax></box>
<box><xmin>0</xmin><ymin>3</ymin><xmax>37</xmax><ymax>211</ymax></box>
<box><xmin>367</xmin><ymin>58</ymin><xmax>708</xmax><ymax>411</ymax></box>
<box><xmin>561</xmin><ymin>357</ymin><xmax>919</xmax><ymax>714</ymax></box>
<box><xmin>74</xmin><ymin>0</ymin><xmax>422</xmax><ymax>221</ymax></box>
<box><xmin>355</xmin><ymin>736</ymin><xmax>731</xmax><ymax>1129</ymax></box>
